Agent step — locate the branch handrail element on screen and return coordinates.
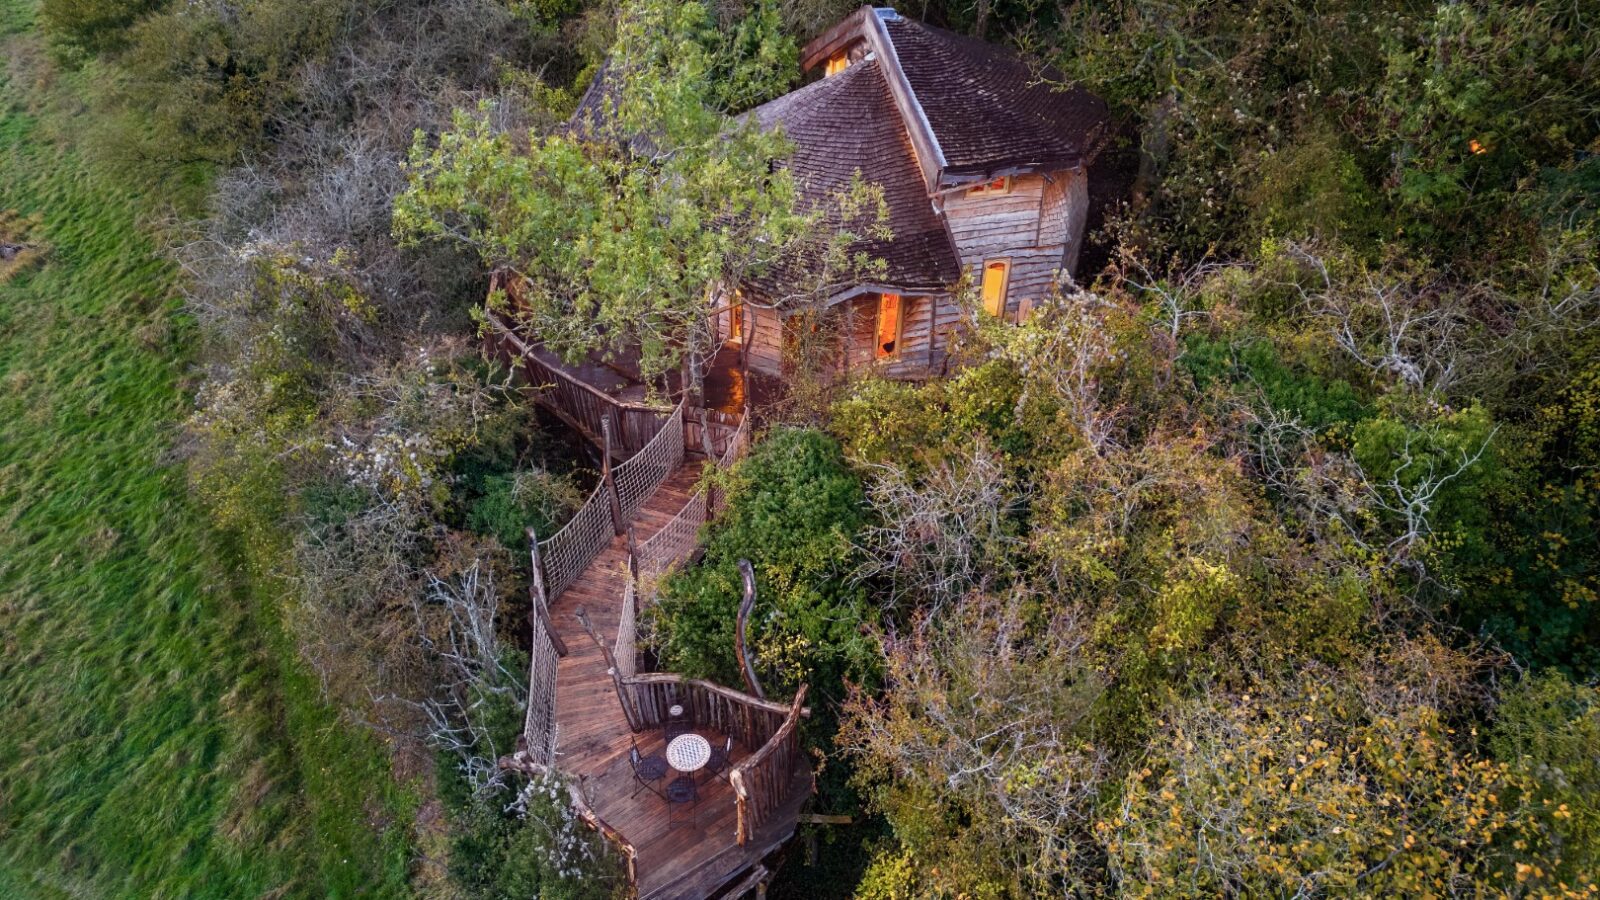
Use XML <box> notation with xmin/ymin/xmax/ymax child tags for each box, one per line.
<box><xmin>621</xmin><ymin>672</ymin><xmax>802</xmax><ymax>718</ymax></box>
<box><xmin>484</xmin><ymin>298</ymin><xmax>667</xmax><ymax>458</ymax></box>
<box><xmin>730</xmin><ymin>684</ymin><xmax>808</xmax><ymax>846</ymax></box>
<box><xmin>568</xmin><ymin>780</ymin><xmax>639</xmax><ymax>889</ymax></box>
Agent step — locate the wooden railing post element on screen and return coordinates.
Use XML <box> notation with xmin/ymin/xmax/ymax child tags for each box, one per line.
<box><xmin>601</xmin><ymin>414</ymin><xmax>626</xmax><ymax>536</ymax></box>
<box><xmin>527</xmin><ymin>526</ymin><xmax>550</xmax><ymax>609</ymax></box>
<box><xmin>526</xmin><ymin>527</ymin><xmax>569</xmax><ymax>658</ymax></box>
<box><xmin>698</xmin><ymin>406</ymin><xmax>716</xmax><ymax>460</ymax></box>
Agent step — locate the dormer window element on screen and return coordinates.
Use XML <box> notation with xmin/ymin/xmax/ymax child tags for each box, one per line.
<box><xmin>968</xmin><ymin>176</ymin><xmax>1011</xmax><ymax>197</ymax></box>
<box><xmin>981</xmin><ymin>260</ymin><xmax>1010</xmax><ymax>317</ymax></box>
<box><xmin>825</xmin><ymin>52</ymin><xmax>850</xmax><ymax>76</ymax></box>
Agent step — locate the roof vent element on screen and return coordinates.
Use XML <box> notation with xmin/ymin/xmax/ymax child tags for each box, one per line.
<box><xmin>873</xmin><ymin>7</ymin><xmax>901</xmax><ymax>20</ymax></box>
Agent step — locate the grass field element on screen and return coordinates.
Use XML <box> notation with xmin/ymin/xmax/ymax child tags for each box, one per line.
<box><xmin>0</xmin><ymin>2</ymin><xmax>417</xmax><ymax>896</ymax></box>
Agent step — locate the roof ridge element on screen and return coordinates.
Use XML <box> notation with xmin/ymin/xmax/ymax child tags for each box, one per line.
<box><xmin>861</xmin><ymin>6</ymin><xmax>946</xmax><ymax>186</ymax></box>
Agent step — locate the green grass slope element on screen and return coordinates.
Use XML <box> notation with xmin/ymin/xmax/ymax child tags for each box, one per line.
<box><xmin>0</xmin><ymin>3</ymin><xmax>416</xmax><ymax>896</ymax></box>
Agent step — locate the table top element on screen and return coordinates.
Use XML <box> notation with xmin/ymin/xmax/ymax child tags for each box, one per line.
<box><xmin>665</xmin><ymin>733</ymin><xmax>711</xmax><ymax>772</ymax></box>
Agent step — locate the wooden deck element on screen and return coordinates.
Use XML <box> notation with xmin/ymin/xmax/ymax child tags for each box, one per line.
<box><xmin>549</xmin><ymin>464</ymin><xmax>808</xmax><ymax>899</ymax></box>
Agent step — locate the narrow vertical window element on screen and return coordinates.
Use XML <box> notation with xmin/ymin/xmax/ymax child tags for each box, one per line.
<box><xmin>875</xmin><ymin>293</ymin><xmax>902</xmax><ymax>358</ymax></box>
<box><xmin>729</xmin><ymin>299</ymin><xmax>743</xmax><ymax>341</ymax></box>
<box><xmin>981</xmin><ymin>261</ymin><xmax>1010</xmax><ymax>317</ymax></box>
<box><xmin>826</xmin><ymin>52</ymin><xmax>849</xmax><ymax>76</ymax></box>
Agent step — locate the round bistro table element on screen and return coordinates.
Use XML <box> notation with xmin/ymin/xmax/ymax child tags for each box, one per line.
<box><xmin>665</xmin><ymin>733</ymin><xmax>711</xmax><ymax>774</ymax></box>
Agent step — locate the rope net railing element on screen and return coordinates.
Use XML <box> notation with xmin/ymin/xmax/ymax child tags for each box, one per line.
<box><xmin>613</xmin><ymin>579</ymin><xmax>638</xmax><ymax>681</ymax></box>
<box><xmin>613</xmin><ymin>399</ymin><xmax>686</xmax><ymax>520</ymax></box>
<box><xmin>633</xmin><ymin>404</ymin><xmax>750</xmax><ymax>593</ymax></box>
<box><xmin>636</xmin><ymin>490</ymin><xmax>708</xmax><ymax>587</ymax></box>
<box><xmin>532</xmin><ymin>400</ymin><xmax>687</xmax><ymax>604</ymax></box>
<box><xmin>524</xmin><ymin>598</ymin><xmax>560</xmax><ymax>767</ymax></box>
<box><xmin>536</xmin><ymin>478</ymin><xmax>615</xmax><ymax>601</ymax></box>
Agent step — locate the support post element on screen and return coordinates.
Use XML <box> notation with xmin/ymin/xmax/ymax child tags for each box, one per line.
<box><xmin>601</xmin><ymin>414</ymin><xmax>625</xmax><ymax>536</ymax></box>
<box><xmin>699</xmin><ymin>406</ymin><xmax>716</xmax><ymax>461</ymax></box>
<box><xmin>626</xmin><ymin>525</ymin><xmax>640</xmax><ymax>581</ymax></box>
<box><xmin>736</xmin><ymin>559</ymin><xmax>765</xmax><ymax>701</ymax></box>
<box><xmin>526</xmin><ymin>527</ymin><xmax>567</xmax><ymax>656</ymax></box>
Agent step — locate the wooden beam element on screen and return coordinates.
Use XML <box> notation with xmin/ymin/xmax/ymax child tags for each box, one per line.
<box><xmin>720</xmin><ymin>864</ymin><xmax>770</xmax><ymax>900</ymax></box>
<box><xmin>796</xmin><ymin>813</ymin><xmax>854</xmax><ymax>825</ymax></box>
<box><xmin>574</xmin><ymin>606</ymin><xmax>642</xmax><ymax>732</ymax></box>
<box><xmin>531</xmin><ymin>600</ymin><xmax>568</xmax><ymax>658</ymax></box>
<box><xmin>601</xmin><ymin>414</ymin><xmax>626</xmax><ymax>536</ymax></box>
<box><xmin>799</xmin><ymin>5</ymin><xmax>870</xmax><ymax>71</ymax></box>
<box><xmin>859</xmin><ymin>8</ymin><xmax>946</xmax><ymax>192</ymax></box>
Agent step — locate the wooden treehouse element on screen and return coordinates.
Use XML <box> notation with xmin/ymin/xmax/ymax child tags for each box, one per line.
<box><xmin>492</xmin><ymin>9</ymin><xmax>1114</xmax><ymax>896</ymax></box>
<box><xmin>572</xmin><ymin>6</ymin><xmax>1113</xmax><ymax>384</ymax></box>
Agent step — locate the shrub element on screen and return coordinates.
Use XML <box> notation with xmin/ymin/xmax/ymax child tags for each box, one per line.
<box><xmin>651</xmin><ymin>427</ymin><xmax>875</xmax><ymax>698</ymax></box>
<box><xmin>1100</xmin><ymin>647</ymin><xmax>1577</xmax><ymax>898</ymax></box>
<box><xmin>446</xmin><ymin>774</ymin><xmax>624</xmax><ymax>900</ymax></box>
<box><xmin>467</xmin><ymin>468</ymin><xmax>584</xmax><ymax>549</ymax></box>
<box><xmin>1490</xmin><ymin>672</ymin><xmax>1600</xmax><ymax>883</ymax></box>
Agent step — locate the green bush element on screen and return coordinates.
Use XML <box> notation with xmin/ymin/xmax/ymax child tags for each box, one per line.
<box><xmin>39</xmin><ymin>0</ymin><xmax>164</xmax><ymax>54</ymax></box>
<box><xmin>652</xmin><ymin>427</ymin><xmax>877</xmax><ymax>701</ymax></box>
<box><xmin>447</xmin><ymin>775</ymin><xmax>623</xmax><ymax>900</ymax></box>
<box><xmin>1490</xmin><ymin>671</ymin><xmax>1600</xmax><ymax>886</ymax></box>
<box><xmin>467</xmin><ymin>468</ymin><xmax>585</xmax><ymax>550</ymax></box>
<box><xmin>1181</xmin><ymin>333</ymin><xmax>1367</xmax><ymax>431</ymax></box>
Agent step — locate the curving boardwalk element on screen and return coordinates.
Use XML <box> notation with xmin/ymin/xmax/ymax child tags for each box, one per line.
<box><xmin>547</xmin><ymin>463</ymin><xmax>809</xmax><ymax>900</ymax></box>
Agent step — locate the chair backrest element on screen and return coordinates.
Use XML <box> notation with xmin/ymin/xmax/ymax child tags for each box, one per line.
<box><xmin>630</xmin><ymin>746</ymin><xmax>641</xmax><ymax>765</ymax></box>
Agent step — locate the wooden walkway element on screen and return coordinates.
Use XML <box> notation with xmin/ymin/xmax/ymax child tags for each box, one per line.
<box><xmin>549</xmin><ymin>463</ymin><xmax>808</xmax><ymax>900</ymax></box>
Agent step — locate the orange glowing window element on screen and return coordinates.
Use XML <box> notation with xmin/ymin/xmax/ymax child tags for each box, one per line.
<box><xmin>826</xmin><ymin>52</ymin><xmax>849</xmax><ymax>76</ymax></box>
<box><xmin>875</xmin><ymin>293</ymin><xmax>903</xmax><ymax>358</ymax></box>
<box><xmin>968</xmin><ymin>175</ymin><xmax>1012</xmax><ymax>196</ymax></box>
<box><xmin>981</xmin><ymin>261</ymin><xmax>1010</xmax><ymax>317</ymax></box>
<box><xmin>729</xmin><ymin>299</ymin><xmax>743</xmax><ymax>340</ymax></box>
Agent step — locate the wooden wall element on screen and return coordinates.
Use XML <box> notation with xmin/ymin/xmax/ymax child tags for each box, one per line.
<box><xmin>831</xmin><ymin>293</ymin><xmax>942</xmax><ymax>379</ymax></box>
<box><xmin>744</xmin><ymin>305</ymin><xmax>783</xmax><ymax>376</ymax></box>
<box><xmin>941</xmin><ymin>168</ymin><xmax>1088</xmax><ymax>318</ymax></box>
<box><xmin>712</xmin><ymin>291</ymin><xmax>785</xmax><ymax>377</ymax></box>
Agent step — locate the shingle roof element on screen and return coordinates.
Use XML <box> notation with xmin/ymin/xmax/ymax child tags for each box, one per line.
<box><xmin>747</xmin><ymin>59</ymin><xmax>960</xmax><ymax>297</ymax></box>
<box><xmin>881</xmin><ymin>17</ymin><xmax>1109</xmax><ymax>179</ymax></box>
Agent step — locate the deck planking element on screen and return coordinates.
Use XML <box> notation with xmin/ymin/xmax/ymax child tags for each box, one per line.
<box><xmin>546</xmin><ymin>462</ymin><xmax>807</xmax><ymax>899</ymax></box>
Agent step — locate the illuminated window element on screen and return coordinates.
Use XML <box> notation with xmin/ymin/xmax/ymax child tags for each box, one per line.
<box><xmin>826</xmin><ymin>52</ymin><xmax>850</xmax><ymax>76</ymax></box>
<box><xmin>728</xmin><ymin>299</ymin><xmax>743</xmax><ymax>341</ymax></box>
<box><xmin>875</xmin><ymin>293</ymin><xmax>903</xmax><ymax>358</ymax></box>
<box><xmin>981</xmin><ymin>261</ymin><xmax>1010</xmax><ymax>317</ymax></box>
<box><xmin>968</xmin><ymin>175</ymin><xmax>1011</xmax><ymax>196</ymax></box>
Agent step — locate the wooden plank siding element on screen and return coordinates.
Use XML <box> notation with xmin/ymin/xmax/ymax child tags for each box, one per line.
<box><xmin>832</xmin><ymin>293</ymin><xmax>942</xmax><ymax>379</ymax></box>
<box><xmin>941</xmin><ymin>168</ymin><xmax>1087</xmax><ymax>318</ymax></box>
